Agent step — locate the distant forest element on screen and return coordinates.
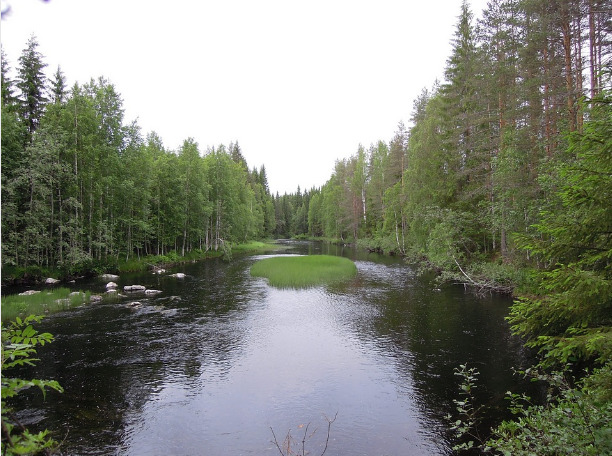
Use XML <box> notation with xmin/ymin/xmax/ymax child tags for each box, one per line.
<box><xmin>1</xmin><ymin>0</ymin><xmax>610</xmax><ymax>277</ymax></box>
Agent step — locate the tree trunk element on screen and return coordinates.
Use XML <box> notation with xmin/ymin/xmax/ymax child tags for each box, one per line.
<box><xmin>561</xmin><ymin>4</ymin><xmax>576</xmax><ymax>132</ymax></box>
<box><xmin>589</xmin><ymin>0</ymin><xmax>598</xmax><ymax>98</ymax></box>
<box><xmin>574</xmin><ymin>13</ymin><xmax>584</xmax><ymax>131</ymax></box>
<box><xmin>58</xmin><ymin>186</ymin><xmax>63</xmax><ymax>264</ymax></box>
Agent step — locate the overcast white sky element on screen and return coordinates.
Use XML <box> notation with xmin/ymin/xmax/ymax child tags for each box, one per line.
<box><xmin>1</xmin><ymin>0</ymin><xmax>489</xmax><ymax>194</ymax></box>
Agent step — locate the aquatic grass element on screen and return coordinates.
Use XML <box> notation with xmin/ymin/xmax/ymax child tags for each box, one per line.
<box><xmin>250</xmin><ymin>255</ymin><xmax>357</xmax><ymax>288</ymax></box>
<box><xmin>1</xmin><ymin>287</ymin><xmax>91</xmax><ymax>322</ymax></box>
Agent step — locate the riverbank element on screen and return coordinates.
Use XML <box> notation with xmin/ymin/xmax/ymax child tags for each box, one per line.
<box><xmin>1</xmin><ymin>241</ymin><xmax>282</xmax><ymax>289</ymax></box>
<box><xmin>4</xmin><ymin>240</ymin><xmax>535</xmax><ymax>455</ymax></box>
<box><xmin>1</xmin><ymin>241</ymin><xmax>282</xmax><ymax>322</ymax></box>
<box><xmin>297</xmin><ymin>235</ymin><xmax>533</xmax><ymax>296</ymax></box>
<box><xmin>1</xmin><ymin>288</ymin><xmax>93</xmax><ymax>322</ymax></box>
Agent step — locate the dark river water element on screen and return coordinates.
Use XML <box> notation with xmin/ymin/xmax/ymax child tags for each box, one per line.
<box><xmin>10</xmin><ymin>241</ymin><xmax>535</xmax><ymax>455</ymax></box>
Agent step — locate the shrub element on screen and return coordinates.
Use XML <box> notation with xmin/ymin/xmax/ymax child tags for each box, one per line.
<box><xmin>1</xmin><ymin>315</ymin><xmax>63</xmax><ymax>455</ymax></box>
<box><xmin>487</xmin><ymin>364</ymin><xmax>612</xmax><ymax>456</ymax></box>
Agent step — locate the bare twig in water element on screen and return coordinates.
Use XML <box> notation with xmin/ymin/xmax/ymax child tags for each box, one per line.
<box><xmin>270</xmin><ymin>426</ymin><xmax>290</xmax><ymax>456</ymax></box>
<box><xmin>301</xmin><ymin>422</ymin><xmax>311</xmax><ymax>456</ymax></box>
<box><xmin>320</xmin><ymin>412</ymin><xmax>338</xmax><ymax>456</ymax></box>
<box><xmin>270</xmin><ymin>412</ymin><xmax>338</xmax><ymax>456</ymax></box>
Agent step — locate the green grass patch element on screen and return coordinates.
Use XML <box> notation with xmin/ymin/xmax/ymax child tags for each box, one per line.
<box><xmin>1</xmin><ymin>288</ymin><xmax>91</xmax><ymax>322</ymax></box>
<box><xmin>250</xmin><ymin>255</ymin><xmax>357</xmax><ymax>288</ymax></box>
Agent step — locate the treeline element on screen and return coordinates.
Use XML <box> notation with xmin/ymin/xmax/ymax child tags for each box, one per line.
<box><xmin>1</xmin><ymin>37</ymin><xmax>276</xmax><ymax>275</ymax></box>
<box><xmin>274</xmin><ymin>0</ymin><xmax>612</xmax><ymax>373</ymax></box>
<box><xmin>279</xmin><ymin>0</ymin><xmax>611</xmax><ymax>272</ymax></box>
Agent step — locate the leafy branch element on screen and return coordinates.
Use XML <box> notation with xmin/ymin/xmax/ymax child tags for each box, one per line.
<box><xmin>1</xmin><ymin>315</ymin><xmax>63</xmax><ymax>456</ymax></box>
<box><xmin>446</xmin><ymin>364</ymin><xmax>485</xmax><ymax>452</ymax></box>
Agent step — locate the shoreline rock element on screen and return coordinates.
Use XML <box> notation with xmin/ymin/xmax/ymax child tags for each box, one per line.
<box><xmin>19</xmin><ymin>290</ymin><xmax>41</xmax><ymax>296</ymax></box>
<box><xmin>100</xmin><ymin>274</ymin><xmax>120</xmax><ymax>280</ymax></box>
<box><xmin>124</xmin><ymin>285</ymin><xmax>146</xmax><ymax>292</ymax></box>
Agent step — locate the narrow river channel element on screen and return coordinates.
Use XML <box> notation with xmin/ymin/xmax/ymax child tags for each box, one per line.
<box><xmin>11</xmin><ymin>241</ymin><xmax>534</xmax><ymax>455</ymax></box>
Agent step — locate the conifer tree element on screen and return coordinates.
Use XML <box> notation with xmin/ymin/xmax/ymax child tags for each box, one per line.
<box><xmin>1</xmin><ymin>47</ymin><xmax>15</xmax><ymax>105</ymax></box>
<box><xmin>50</xmin><ymin>65</ymin><xmax>67</xmax><ymax>104</ymax></box>
<box><xmin>16</xmin><ymin>35</ymin><xmax>47</xmax><ymax>138</ymax></box>
<box><xmin>510</xmin><ymin>88</ymin><xmax>612</xmax><ymax>365</ymax></box>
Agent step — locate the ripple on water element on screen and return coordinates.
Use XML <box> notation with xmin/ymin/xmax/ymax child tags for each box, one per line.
<box><xmin>18</xmin><ymin>245</ymin><xmax>528</xmax><ymax>456</ymax></box>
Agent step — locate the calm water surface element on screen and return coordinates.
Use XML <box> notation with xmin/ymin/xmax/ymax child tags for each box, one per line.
<box><xmin>12</xmin><ymin>242</ymin><xmax>533</xmax><ymax>455</ymax></box>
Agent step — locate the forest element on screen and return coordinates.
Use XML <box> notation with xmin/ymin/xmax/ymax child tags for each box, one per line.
<box><xmin>274</xmin><ymin>0</ymin><xmax>612</xmax><ymax>374</ymax></box>
<box><xmin>2</xmin><ymin>1</ymin><xmax>610</xmax><ymax>280</ymax></box>
<box><xmin>1</xmin><ymin>0</ymin><xmax>612</xmax><ymax>452</ymax></box>
<box><xmin>1</xmin><ymin>43</ymin><xmax>277</xmax><ymax>275</ymax></box>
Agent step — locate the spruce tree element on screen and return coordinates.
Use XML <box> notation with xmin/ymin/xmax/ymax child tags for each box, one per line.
<box><xmin>50</xmin><ymin>65</ymin><xmax>67</xmax><ymax>104</ymax></box>
<box><xmin>1</xmin><ymin>47</ymin><xmax>15</xmax><ymax>105</ymax></box>
<box><xmin>16</xmin><ymin>35</ymin><xmax>48</xmax><ymax>138</ymax></box>
<box><xmin>510</xmin><ymin>88</ymin><xmax>612</xmax><ymax>366</ymax></box>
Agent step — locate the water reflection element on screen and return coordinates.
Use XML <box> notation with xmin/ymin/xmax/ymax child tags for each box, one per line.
<box><xmin>13</xmin><ymin>243</ymin><xmax>533</xmax><ymax>455</ymax></box>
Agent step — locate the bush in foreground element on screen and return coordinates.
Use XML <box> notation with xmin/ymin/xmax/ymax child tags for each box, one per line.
<box><xmin>449</xmin><ymin>363</ymin><xmax>612</xmax><ymax>456</ymax></box>
<box><xmin>1</xmin><ymin>315</ymin><xmax>63</xmax><ymax>455</ymax></box>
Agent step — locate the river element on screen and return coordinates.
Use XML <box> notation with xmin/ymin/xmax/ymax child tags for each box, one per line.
<box><xmin>11</xmin><ymin>241</ymin><xmax>535</xmax><ymax>455</ymax></box>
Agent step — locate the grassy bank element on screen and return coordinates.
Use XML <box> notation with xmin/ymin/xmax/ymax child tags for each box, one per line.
<box><xmin>1</xmin><ymin>241</ymin><xmax>282</xmax><ymax>285</ymax></box>
<box><xmin>250</xmin><ymin>255</ymin><xmax>357</xmax><ymax>288</ymax></box>
<box><xmin>232</xmin><ymin>240</ymin><xmax>281</xmax><ymax>253</ymax></box>
<box><xmin>1</xmin><ymin>288</ymin><xmax>91</xmax><ymax>322</ymax></box>
<box><xmin>118</xmin><ymin>241</ymin><xmax>281</xmax><ymax>273</ymax></box>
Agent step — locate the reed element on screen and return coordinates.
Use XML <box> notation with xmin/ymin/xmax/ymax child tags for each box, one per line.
<box><xmin>250</xmin><ymin>255</ymin><xmax>357</xmax><ymax>288</ymax></box>
<box><xmin>1</xmin><ymin>288</ymin><xmax>91</xmax><ymax>322</ymax></box>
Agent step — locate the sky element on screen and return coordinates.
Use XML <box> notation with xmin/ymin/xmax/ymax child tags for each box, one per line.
<box><xmin>1</xmin><ymin>0</ymin><xmax>489</xmax><ymax>195</ymax></box>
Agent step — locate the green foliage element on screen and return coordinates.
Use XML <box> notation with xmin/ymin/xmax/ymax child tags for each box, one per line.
<box><xmin>114</xmin><ymin>243</ymin><xmax>278</xmax><ymax>274</ymax></box>
<box><xmin>449</xmin><ymin>364</ymin><xmax>612</xmax><ymax>456</ymax></box>
<box><xmin>250</xmin><ymin>255</ymin><xmax>357</xmax><ymax>289</ymax></box>
<box><xmin>510</xmin><ymin>91</ymin><xmax>612</xmax><ymax>367</ymax></box>
<box><xmin>446</xmin><ymin>364</ymin><xmax>484</xmax><ymax>451</ymax></box>
<box><xmin>487</xmin><ymin>364</ymin><xmax>612</xmax><ymax>456</ymax></box>
<box><xmin>16</xmin><ymin>35</ymin><xmax>48</xmax><ymax>136</ymax></box>
<box><xmin>1</xmin><ymin>315</ymin><xmax>63</xmax><ymax>455</ymax></box>
<box><xmin>231</xmin><ymin>241</ymin><xmax>279</xmax><ymax>253</ymax></box>
<box><xmin>465</xmin><ymin>261</ymin><xmax>529</xmax><ymax>290</ymax></box>
<box><xmin>3</xmin><ymin>39</ymin><xmax>279</xmax><ymax>276</ymax></box>
<box><xmin>0</xmin><ymin>265</ymin><xmax>57</xmax><ymax>285</ymax></box>
<box><xmin>356</xmin><ymin>234</ymin><xmax>400</xmax><ymax>255</ymax></box>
